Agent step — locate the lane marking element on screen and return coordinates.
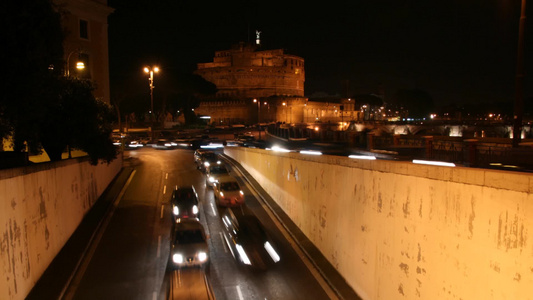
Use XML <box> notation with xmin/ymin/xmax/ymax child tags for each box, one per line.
<box><xmin>163</xmin><ymin>185</ymin><xmax>167</xmax><ymax>195</ymax></box>
<box><xmin>152</xmin><ymin>291</ymin><xmax>157</xmax><ymax>300</ymax></box>
<box><xmin>210</xmin><ymin>203</ymin><xmax>217</xmax><ymax>216</ymax></box>
<box><xmin>160</xmin><ymin>204</ymin><xmax>164</xmax><ymax>219</ymax></box>
<box><xmin>236</xmin><ymin>285</ymin><xmax>244</xmax><ymax>300</ymax></box>
<box><xmin>165</xmin><ymin>172</ymin><xmax>168</xmax><ymax>180</ymax></box>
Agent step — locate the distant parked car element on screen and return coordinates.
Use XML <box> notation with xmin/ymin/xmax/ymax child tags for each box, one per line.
<box><xmin>171</xmin><ymin>185</ymin><xmax>199</xmax><ymax>222</ymax></box>
<box><xmin>169</xmin><ymin>220</ymin><xmax>209</xmax><ymax>269</ymax></box>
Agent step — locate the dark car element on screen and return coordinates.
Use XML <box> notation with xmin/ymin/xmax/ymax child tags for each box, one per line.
<box><xmin>171</xmin><ymin>186</ymin><xmax>199</xmax><ymax>222</ymax></box>
<box><xmin>220</xmin><ymin>206</ymin><xmax>281</xmax><ymax>270</ymax></box>
<box><xmin>195</xmin><ymin>151</ymin><xmax>221</xmax><ymax>170</ymax></box>
<box><xmin>170</xmin><ymin>220</ymin><xmax>209</xmax><ymax>269</ymax></box>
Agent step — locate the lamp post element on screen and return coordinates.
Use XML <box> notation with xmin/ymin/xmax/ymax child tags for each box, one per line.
<box><xmin>144</xmin><ymin>66</ymin><xmax>159</xmax><ymax>126</ymax></box>
<box><xmin>65</xmin><ymin>50</ymin><xmax>85</xmax><ymax>77</ymax></box>
<box><xmin>512</xmin><ymin>0</ymin><xmax>526</xmax><ymax>147</ymax></box>
<box><xmin>253</xmin><ymin>98</ymin><xmax>262</xmax><ymax>140</ymax></box>
<box><xmin>64</xmin><ymin>50</ymin><xmax>85</xmax><ymax>159</ymax></box>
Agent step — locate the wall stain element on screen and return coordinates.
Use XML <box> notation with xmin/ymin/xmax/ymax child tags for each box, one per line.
<box><xmin>398</xmin><ymin>284</ymin><xmax>404</xmax><ymax>295</ymax></box>
<box><xmin>361</xmin><ymin>225</ymin><xmax>367</xmax><ymax>232</ymax></box>
<box><xmin>497</xmin><ymin>207</ymin><xmax>528</xmax><ymax>251</ymax></box>
<box><xmin>468</xmin><ymin>197</ymin><xmax>476</xmax><ymax>239</ymax></box>
<box><xmin>377</xmin><ymin>193</ymin><xmax>382</xmax><ymax>213</ymax></box>
<box><xmin>318</xmin><ymin>205</ymin><xmax>327</xmax><ymax>229</ymax></box>
<box><xmin>39</xmin><ymin>187</ymin><xmax>47</xmax><ymax>219</ymax></box>
<box><xmin>403</xmin><ymin>198</ymin><xmax>410</xmax><ymax>218</ymax></box>
<box><xmin>417</xmin><ymin>243</ymin><xmax>422</xmax><ymax>262</ymax></box>
<box><xmin>514</xmin><ymin>273</ymin><xmax>521</xmax><ymax>282</ymax></box>
<box><xmin>400</xmin><ymin>263</ymin><xmax>410</xmax><ymax>276</ymax></box>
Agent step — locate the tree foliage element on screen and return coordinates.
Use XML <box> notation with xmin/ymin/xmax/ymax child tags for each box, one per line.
<box><xmin>0</xmin><ymin>0</ymin><xmax>117</xmax><ymax>165</ymax></box>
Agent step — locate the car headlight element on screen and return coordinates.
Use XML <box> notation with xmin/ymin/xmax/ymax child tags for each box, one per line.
<box><xmin>192</xmin><ymin>205</ymin><xmax>198</xmax><ymax>215</ymax></box>
<box><xmin>198</xmin><ymin>252</ymin><xmax>207</xmax><ymax>262</ymax></box>
<box><xmin>204</xmin><ymin>162</ymin><xmax>210</xmax><ymax>167</ymax></box>
<box><xmin>216</xmin><ymin>160</ymin><xmax>221</xmax><ymax>165</ymax></box>
<box><xmin>219</xmin><ymin>192</ymin><xmax>224</xmax><ymax>198</ymax></box>
<box><xmin>173</xmin><ymin>254</ymin><xmax>183</xmax><ymax>264</ymax></box>
<box><xmin>173</xmin><ymin>206</ymin><xmax>179</xmax><ymax>215</ymax></box>
<box><xmin>209</xmin><ymin>176</ymin><xmax>216</xmax><ymax>182</ymax></box>
<box><xmin>239</xmin><ymin>190</ymin><xmax>244</xmax><ymax>195</ymax></box>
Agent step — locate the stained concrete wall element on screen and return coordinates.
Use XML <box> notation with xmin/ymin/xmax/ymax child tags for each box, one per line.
<box><xmin>225</xmin><ymin>147</ymin><xmax>533</xmax><ymax>300</ymax></box>
<box><xmin>0</xmin><ymin>157</ymin><xmax>122</xmax><ymax>300</ymax></box>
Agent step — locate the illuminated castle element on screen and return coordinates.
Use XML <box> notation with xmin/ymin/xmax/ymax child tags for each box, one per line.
<box><xmin>194</xmin><ymin>40</ymin><xmax>306</xmax><ymax>125</ymax></box>
<box><xmin>195</xmin><ymin>42</ymin><xmax>305</xmax><ymax>98</ymax></box>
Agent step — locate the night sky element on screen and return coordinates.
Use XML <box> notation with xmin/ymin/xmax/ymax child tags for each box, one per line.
<box><xmin>107</xmin><ymin>0</ymin><xmax>532</xmax><ymax>107</ymax></box>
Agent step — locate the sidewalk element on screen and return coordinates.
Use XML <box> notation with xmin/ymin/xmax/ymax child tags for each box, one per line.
<box><xmin>26</xmin><ymin>167</ymin><xmax>134</xmax><ymax>300</ymax></box>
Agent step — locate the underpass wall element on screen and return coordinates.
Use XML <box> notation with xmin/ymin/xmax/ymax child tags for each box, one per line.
<box><xmin>0</xmin><ymin>157</ymin><xmax>122</xmax><ymax>300</ymax></box>
<box><xmin>225</xmin><ymin>147</ymin><xmax>533</xmax><ymax>300</ymax></box>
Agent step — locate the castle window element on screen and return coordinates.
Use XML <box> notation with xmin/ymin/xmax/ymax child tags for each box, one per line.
<box><xmin>79</xmin><ymin>19</ymin><xmax>89</xmax><ymax>39</ymax></box>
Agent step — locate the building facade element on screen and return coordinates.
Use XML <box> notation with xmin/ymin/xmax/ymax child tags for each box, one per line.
<box><xmin>194</xmin><ymin>43</ymin><xmax>308</xmax><ymax>125</ymax></box>
<box><xmin>55</xmin><ymin>0</ymin><xmax>114</xmax><ymax>103</ymax></box>
<box><xmin>195</xmin><ymin>42</ymin><xmax>305</xmax><ymax>98</ymax></box>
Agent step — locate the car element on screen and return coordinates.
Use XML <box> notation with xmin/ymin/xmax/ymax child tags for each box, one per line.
<box><xmin>205</xmin><ymin>164</ymin><xmax>230</xmax><ymax>187</ymax></box>
<box><xmin>127</xmin><ymin>140</ymin><xmax>144</xmax><ymax>148</ymax></box>
<box><xmin>213</xmin><ymin>176</ymin><xmax>244</xmax><ymax>207</ymax></box>
<box><xmin>193</xmin><ymin>149</ymin><xmax>208</xmax><ymax>166</ymax></box>
<box><xmin>171</xmin><ymin>186</ymin><xmax>199</xmax><ymax>222</ymax></box>
<box><xmin>169</xmin><ymin>220</ymin><xmax>209</xmax><ymax>269</ymax></box>
<box><xmin>153</xmin><ymin>139</ymin><xmax>174</xmax><ymax>149</ymax></box>
<box><xmin>220</xmin><ymin>206</ymin><xmax>280</xmax><ymax>270</ymax></box>
<box><xmin>195</xmin><ymin>150</ymin><xmax>222</xmax><ymax>170</ymax></box>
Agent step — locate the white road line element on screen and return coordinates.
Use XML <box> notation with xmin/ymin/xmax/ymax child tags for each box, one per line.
<box><xmin>160</xmin><ymin>205</ymin><xmax>164</xmax><ymax>219</ymax></box>
<box><xmin>219</xmin><ymin>232</ymin><xmax>227</xmax><ymax>253</ymax></box>
<box><xmin>165</xmin><ymin>173</ymin><xmax>168</xmax><ymax>179</ymax></box>
<box><xmin>152</xmin><ymin>291</ymin><xmax>157</xmax><ymax>300</ymax></box>
<box><xmin>157</xmin><ymin>235</ymin><xmax>161</xmax><ymax>258</ymax></box>
<box><xmin>210</xmin><ymin>203</ymin><xmax>217</xmax><ymax>216</ymax></box>
<box><xmin>163</xmin><ymin>185</ymin><xmax>166</xmax><ymax>194</ymax></box>
<box><xmin>236</xmin><ymin>285</ymin><xmax>244</xmax><ymax>300</ymax></box>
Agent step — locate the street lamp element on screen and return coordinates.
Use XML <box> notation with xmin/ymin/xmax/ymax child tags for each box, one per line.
<box><xmin>512</xmin><ymin>0</ymin><xmax>526</xmax><ymax>147</ymax></box>
<box><xmin>65</xmin><ymin>50</ymin><xmax>85</xmax><ymax>77</ymax></box>
<box><xmin>144</xmin><ymin>66</ymin><xmax>159</xmax><ymax>125</ymax></box>
<box><xmin>253</xmin><ymin>98</ymin><xmax>262</xmax><ymax>140</ymax></box>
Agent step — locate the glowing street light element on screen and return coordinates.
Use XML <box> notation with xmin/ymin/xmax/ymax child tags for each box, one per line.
<box><xmin>144</xmin><ymin>66</ymin><xmax>159</xmax><ymax>124</ymax></box>
<box><xmin>65</xmin><ymin>50</ymin><xmax>85</xmax><ymax>77</ymax></box>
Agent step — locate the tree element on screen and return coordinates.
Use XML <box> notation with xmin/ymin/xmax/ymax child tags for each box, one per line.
<box><xmin>392</xmin><ymin>89</ymin><xmax>435</xmax><ymax>119</ymax></box>
<box><xmin>0</xmin><ymin>0</ymin><xmax>64</xmax><ymax>151</ymax></box>
<box><xmin>0</xmin><ymin>0</ymin><xmax>117</xmax><ymax>165</ymax></box>
<box><xmin>39</xmin><ymin>77</ymin><xmax>117</xmax><ymax>163</ymax></box>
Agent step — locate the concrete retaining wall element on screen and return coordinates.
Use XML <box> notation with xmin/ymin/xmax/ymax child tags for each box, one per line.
<box><xmin>0</xmin><ymin>157</ymin><xmax>122</xmax><ymax>300</ymax></box>
<box><xmin>225</xmin><ymin>147</ymin><xmax>533</xmax><ymax>300</ymax></box>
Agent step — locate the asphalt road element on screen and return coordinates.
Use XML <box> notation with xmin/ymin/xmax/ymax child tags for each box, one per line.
<box><xmin>61</xmin><ymin>147</ymin><xmax>337</xmax><ymax>300</ymax></box>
